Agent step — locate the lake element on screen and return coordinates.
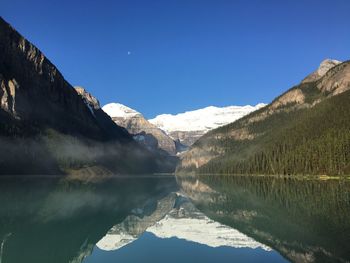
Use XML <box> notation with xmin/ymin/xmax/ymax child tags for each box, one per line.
<box><xmin>0</xmin><ymin>175</ymin><xmax>349</xmax><ymax>263</ymax></box>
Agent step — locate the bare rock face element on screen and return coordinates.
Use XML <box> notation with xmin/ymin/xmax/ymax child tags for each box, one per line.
<box><xmin>103</xmin><ymin>103</ymin><xmax>177</xmax><ymax>155</ymax></box>
<box><xmin>270</xmin><ymin>88</ymin><xmax>305</xmax><ymax>110</ymax></box>
<box><xmin>0</xmin><ymin>17</ymin><xmax>133</xmax><ymax>142</ymax></box>
<box><xmin>0</xmin><ymin>17</ymin><xmax>132</xmax><ymax>142</ymax></box>
<box><xmin>316</xmin><ymin>61</ymin><xmax>350</xmax><ymax>95</ymax></box>
<box><xmin>302</xmin><ymin>59</ymin><xmax>341</xmax><ymax>83</ymax></box>
<box><xmin>168</xmin><ymin>130</ymin><xmax>205</xmax><ymax>147</ymax></box>
<box><xmin>75</xmin><ymin>86</ymin><xmax>100</xmax><ymax>110</ymax></box>
<box><xmin>0</xmin><ymin>78</ymin><xmax>18</xmax><ymax>115</ymax></box>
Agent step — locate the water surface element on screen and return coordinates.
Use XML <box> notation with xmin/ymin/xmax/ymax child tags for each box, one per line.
<box><xmin>0</xmin><ymin>175</ymin><xmax>349</xmax><ymax>263</ymax></box>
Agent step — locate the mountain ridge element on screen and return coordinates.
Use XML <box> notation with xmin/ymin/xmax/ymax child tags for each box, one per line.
<box><xmin>177</xmin><ymin>59</ymin><xmax>350</xmax><ymax>175</ymax></box>
<box><xmin>0</xmin><ymin>16</ymin><xmax>174</xmax><ymax>175</ymax></box>
<box><xmin>149</xmin><ymin>103</ymin><xmax>266</xmax><ymax>146</ymax></box>
<box><xmin>103</xmin><ymin>103</ymin><xmax>178</xmax><ymax>155</ymax></box>
<box><xmin>302</xmin><ymin>59</ymin><xmax>341</xmax><ymax>83</ymax></box>
<box><xmin>102</xmin><ymin>102</ymin><xmax>266</xmax><ymax>152</ymax></box>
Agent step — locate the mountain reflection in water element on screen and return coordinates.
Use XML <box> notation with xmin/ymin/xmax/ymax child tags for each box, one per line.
<box><xmin>0</xmin><ymin>175</ymin><xmax>348</xmax><ymax>263</ymax></box>
<box><xmin>177</xmin><ymin>175</ymin><xmax>350</xmax><ymax>263</ymax></box>
<box><xmin>95</xmin><ymin>192</ymin><xmax>270</xmax><ymax>251</ymax></box>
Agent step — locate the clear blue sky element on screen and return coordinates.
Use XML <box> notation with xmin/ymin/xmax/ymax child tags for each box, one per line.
<box><xmin>2</xmin><ymin>0</ymin><xmax>350</xmax><ymax>118</ymax></box>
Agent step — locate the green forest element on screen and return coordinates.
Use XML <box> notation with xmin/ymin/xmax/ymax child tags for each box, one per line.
<box><xmin>195</xmin><ymin>88</ymin><xmax>350</xmax><ymax>176</ymax></box>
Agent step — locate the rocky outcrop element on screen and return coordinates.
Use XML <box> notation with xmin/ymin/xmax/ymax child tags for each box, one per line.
<box><xmin>302</xmin><ymin>59</ymin><xmax>341</xmax><ymax>83</ymax></box>
<box><xmin>316</xmin><ymin>61</ymin><xmax>350</xmax><ymax>95</ymax></box>
<box><xmin>75</xmin><ymin>86</ymin><xmax>100</xmax><ymax>111</ymax></box>
<box><xmin>103</xmin><ymin>103</ymin><xmax>177</xmax><ymax>155</ymax></box>
<box><xmin>270</xmin><ymin>88</ymin><xmax>305</xmax><ymax>109</ymax></box>
<box><xmin>0</xmin><ymin>78</ymin><xmax>17</xmax><ymax>115</ymax></box>
<box><xmin>168</xmin><ymin>130</ymin><xmax>205</xmax><ymax>147</ymax></box>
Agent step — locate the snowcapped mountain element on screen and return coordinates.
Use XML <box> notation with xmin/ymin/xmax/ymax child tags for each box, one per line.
<box><xmin>102</xmin><ymin>103</ymin><xmax>140</xmax><ymax>119</ymax></box>
<box><xmin>149</xmin><ymin>103</ymin><xmax>266</xmax><ymax>146</ymax></box>
<box><xmin>102</xmin><ymin>103</ymin><xmax>178</xmax><ymax>155</ymax></box>
<box><xmin>102</xmin><ymin>103</ymin><xmax>266</xmax><ymax>149</ymax></box>
<box><xmin>149</xmin><ymin>104</ymin><xmax>266</xmax><ymax>133</ymax></box>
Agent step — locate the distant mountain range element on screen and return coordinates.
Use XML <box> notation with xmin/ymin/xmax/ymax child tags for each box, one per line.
<box><xmin>102</xmin><ymin>103</ymin><xmax>265</xmax><ymax>154</ymax></box>
<box><xmin>177</xmin><ymin>59</ymin><xmax>350</xmax><ymax>175</ymax></box>
<box><xmin>149</xmin><ymin>103</ymin><xmax>266</xmax><ymax>146</ymax></box>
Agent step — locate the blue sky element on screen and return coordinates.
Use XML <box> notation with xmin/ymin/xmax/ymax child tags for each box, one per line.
<box><xmin>2</xmin><ymin>0</ymin><xmax>350</xmax><ymax>118</ymax></box>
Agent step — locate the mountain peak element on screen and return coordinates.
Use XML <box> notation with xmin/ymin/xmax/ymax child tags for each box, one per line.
<box><xmin>149</xmin><ymin>103</ymin><xmax>266</xmax><ymax>146</ymax></box>
<box><xmin>302</xmin><ymin>58</ymin><xmax>342</xmax><ymax>83</ymax></box>
<box><xmin>317</xmin><ymin>59</ymin><xmax>342</xmax><ymax>76</ymax></box>
<box><xmin>102</xmin><ymin>102</ymin><xmax>177</xmax><ymax>155</ymax></box>
<box><xmin>102</xmin><ymin>103</ymin><xmax>141</xmax><ymax>119</ymax></box>
<box><xmin>149</xmin><ymin>103</ymin><xmax>266</xmax><ymax>134</ymax></box>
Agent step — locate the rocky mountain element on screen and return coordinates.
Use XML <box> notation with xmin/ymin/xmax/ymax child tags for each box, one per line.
<box><xmin>0</xmin><ymin>18</ymin><xmax>129</xmax><ymax>141</ymax></box>
<box><xmin>103</xmin><ymin>103</ymin><xmax>178</xmax><ymax>155</ymax></box>
<box><xmin>0</xmin><ymin>16</ymin><xmax>174</xmax><ymax>175</ymax></box>
<box><xmin>177</xmin><ymin>59</ymin><xmax>350</xmax><ymax>176</ymax></box>
<box><xmin>149</xmin><ymin>104</ymin><xmax>266</xmax><ymax>146</ymax></box>
<box><xmin>75</xmin><ymin>86</ymin><xmax>100</xmax><ymax>112</ymax></box>
<box><xmin>302</xmin><ymin>59</ymin><xmax>341</xmax><ymax>83</ymax></box>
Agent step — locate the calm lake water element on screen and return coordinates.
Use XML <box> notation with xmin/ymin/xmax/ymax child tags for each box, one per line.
<box><xmin>0</xmin><ymin>175</ymin><xmax>349</xmax><ymax>263</ymax></box>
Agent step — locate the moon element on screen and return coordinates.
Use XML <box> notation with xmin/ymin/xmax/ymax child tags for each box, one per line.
<box><xmin>127</xmin><ymin>51</ymin><xmax>131</xmax><ymax>55</ymax></box>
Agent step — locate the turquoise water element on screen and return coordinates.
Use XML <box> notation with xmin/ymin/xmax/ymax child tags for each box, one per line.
<box><xmin>0</xmin><ymin>175</ymin><xmax>349</xmax><ymax>262</ymax></box>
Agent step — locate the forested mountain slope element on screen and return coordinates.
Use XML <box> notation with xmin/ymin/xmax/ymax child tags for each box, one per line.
<box><xmin>177</xmin><ymin>60</ymin><xmax>350</xmax><ymax>176</ymax></box>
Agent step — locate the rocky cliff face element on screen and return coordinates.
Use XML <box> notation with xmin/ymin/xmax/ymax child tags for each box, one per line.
<box><xmin>0</xmin><ymin>17</ymin><xmax>129</xmax><ymax>141</ymax></box>
<box><xmin>302</xmin><ymin>59</ymin><xmax>341</xmax><ymax>83</ymax></box>
<box><xmin>0</xmin><ymin>17</ymin><xmax>177</xmax><ymax>175</ymax></box>
<box><xmin>75</xmin><ymin>86</ymin><xmax>100</xmax><ymax>111</ymax></box>
<box><xmin>74</xmin><ymin>87</ymin><xmax>132</xmax><ymax>140</ymax></box>
<box><xmin>167</xmin><ymin>130</ymin><xmax>206</xmax><ymax>147</ymax></box>
<box><xmin>103</xmin><ymin>103</ymin><xmax>177</xmax><ymax>155</ymax></box>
